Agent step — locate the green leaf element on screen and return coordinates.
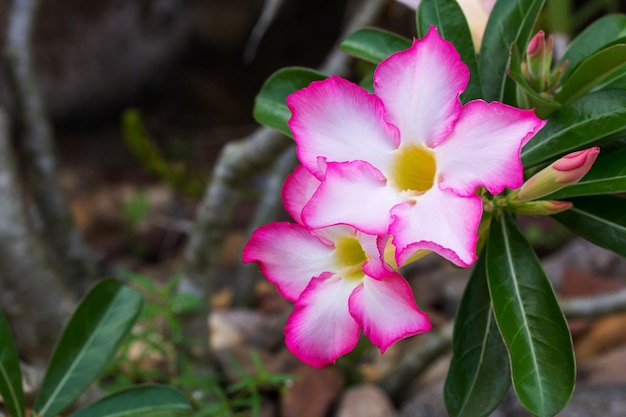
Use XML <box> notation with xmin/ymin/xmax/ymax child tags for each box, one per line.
<box><xmin>68</xmin><ymin>385</ymin><xmax>191</xmax><ymax>417</ymax></box>
<box><xmin>253</xmin><ymin>67</ymin><xmax>327</xmax><ymax>137</ymax></box>
<box><xmin>559</xmin><ymin>14</ymin><xmax>626</xmax><ymax>80</ymax></box>
<box><xmin>521</xmin><ymin>89</ymin><xmax>626</xmax><ymax>167</ymax></box>
<box><xmin>556</xmin><ymin>44</ymin><xmax>626</xmax><ymax>104</ymax></box>
<box><xmin>547</xmin><ymin>147</ymin><xmax>626</xmax><ymax>199</ymax></box>
<box><xmin>416</xmin><ymin>0</ymin><xmax>482</xmax><ymax>102</ymax></box>
<box><xmin>486</xmin><ymin>213</ymin><xmax>575</xmax><ymax>417</ymax></box>
<box><xmin>33</xmin><ymin>279</ymin><xmax>144</xmax><ymax>417</ymax></box>
<box><xmin>444</xmin><ymin>256</ymin><xmax>510</xmax><ymax>417</ymax></box>
<box><xmin>553</xmin><ymin>195</ymin><xmax>626</xmax><ymax>257</ymax></box>
<box><xmin>0</xmin><ymin>312</ymin><xmax>25</xmax><ymax>417</ymax></box>
<box><xmin>340</xmin><ymin>28</ymin><xmax>411</xmax><ymax>64</ymax></box>
<box><xmin>479</xmin><ymin>0</ymin><xmax>546</xmax><ymax>103</ymax></box>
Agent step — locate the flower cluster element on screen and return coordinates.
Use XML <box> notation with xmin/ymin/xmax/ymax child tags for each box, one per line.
<box><xmin>244</xmin><ymin>28</ymin><xmax>545</xmax><ymax>367</ymax></box>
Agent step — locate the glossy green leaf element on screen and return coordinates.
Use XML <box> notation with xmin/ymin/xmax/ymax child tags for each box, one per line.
<box><xmin>68</xmin><ymin>385</ymin><xmax>191</xmax><ymax>417</ymax></box>
<box><xmin>508</xmin><ymin>45</ymin><xmax>561</xmax><ymax>118</ymax></box>
<box><xmin>486</xmin><ymin>213</ymin><xmax>575</xmax><ymax>417</ymax></box>
<box><xmin>416</xmin><ymin>0</ymin><xmax>482</xmax><ymax>102</ymax></box>
<box><xmin>340</xmin><ymin>28</ymin><xmax>411</xmax><ymax>64</ymax></box>
<box><xmin>253</xmin><ymin>67</ymin><xmax>327</xmax><ymax>137</ymax></box>
<box><xmin>522</xmin><ymin>89</ymin><xmax>626</xmax><ymax>167</ymax></box>
<box><xmin>0</xmin><ymin>312</ymin><xmax>25</xmax><ymax>417</ymax></box>
<box><xmin>556</xmin><ymin>44</ymin><xmax>626</xmax><ymax>104</ymax></box>
<box><xmin>444</xmin><ymin>256</ymin><xmax>510</xmax><ymax>417</ymax></box>
<box><xmin>559</xmin><ymin>14</ymin><xmax>626</xmax><ymax>80</ymax></box>
<box><xmin>547</xmin><ymin>147</ymin><xmax>626</xmax><ymax>199</ymax></box>
<box><xmin>33</xmin><ymin>279</ymin><xmax>144</xmax><ymax>417</ymax></box>
<box><xmin>479</xmin><ymin>0</ymin><xmax>546</xmax><ymax>103</ymax></box>
<box><xmin>553</xmin><ymin>195</ymin><xmax>626</xmax><ymax>257</ymax></box>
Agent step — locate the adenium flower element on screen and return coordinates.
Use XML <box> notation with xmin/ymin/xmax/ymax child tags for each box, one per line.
<box><xmin>287</xmin><ymin>28</ymin><xmax>545</xmax><ymax>268</ymax></box>
<box><xmin>396</xmin><ymin>0</ymin><xmax>496</xmax><ymax>50</ymax></box>
<box><xmin>243</xmin><ymin>165</ymin><xmax>430</xmax><ymax>368</ymax></box>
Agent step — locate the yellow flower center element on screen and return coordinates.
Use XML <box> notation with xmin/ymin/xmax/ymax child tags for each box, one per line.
<box><xmin>333</xmin><ymin>237</ymin><xmax>368</xmax><ymax>281</ymax></box>
<box><xmin>390</xmin><ymin>145</ymin><xmax>437</xmax><ymax>197</ymax></box>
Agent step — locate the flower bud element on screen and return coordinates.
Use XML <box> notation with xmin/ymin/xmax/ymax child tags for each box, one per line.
<box><xmin>526</xmin><ymin>31</ymin><xmax>554</xmax><ymax>90</ymax></box>
<box><xmin>510</xmin><ymin>200</ymin><xmax>573</xmax><ymax>215</ymax></box>
<box><xmin>517</xmin><ymin>147</ymin><xmax>599</xmax><ymax>201</ymax></box>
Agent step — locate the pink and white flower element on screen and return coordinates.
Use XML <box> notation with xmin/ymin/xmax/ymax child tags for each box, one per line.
<box><xmin>287</xmin><ymin>28</ymin><xmax>545</xmax><ymax>268</ymax></box>
<box><xmin>243</xmin><ymin>165</ymin><xmax>430</xmax><ymax>368</ymax></box>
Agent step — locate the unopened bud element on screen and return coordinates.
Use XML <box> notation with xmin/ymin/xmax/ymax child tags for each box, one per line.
<box><xmin>517</xmin><ymin>147</ymin><xmax>599</xmax><ymax>201</ymax></box>
<box><xmin>510</xmin><ymin>200</ymin><xmax>573</xmax><ymax>215</ymax></box>
<box><xmin>526</xmin><ymin>31</ymin><xmax>554</xmax><ymax>90</ymax></box>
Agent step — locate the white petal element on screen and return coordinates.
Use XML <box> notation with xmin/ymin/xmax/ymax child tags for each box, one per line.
<box><xmin>242</xmin><ymin>223</ymin><xmax>335</xmax><ymax>301</ymax></box>
<box><xmin>349</xmin><ymin>274</ymin><xmax>431</xmax><ymax>352</ymax></box>
<box><xmin>285</xmin><ymin>275</ymin><xmax>361</xmax><ymax>367</ymax></box>
<box><xmin>301</xmin><ymin>160</ymin><xmax>402</xmax><ymax>234</ymax></box>
<box><xmin>374</xmin><ymin>28</ymin><xmax>468</xmax><ymax>148</ymax></box>
<box><xmin>287</xmin><ymin>76</ymin><xmax>399</xmax><ymax>178</ymax></box>
<box><xmin>436</xmin><ymin>100</ymin><xmax>546</xmax><ymax>196</ymax></box>
<box><xmin>282</xmin><ymin>165</ymin><xmax>321</xmax><ymax>224</ymax></box>
<box><xmin>390</xmin><ymin>187</ymin><xmax>482</xmax><ymax>267</ymax></box>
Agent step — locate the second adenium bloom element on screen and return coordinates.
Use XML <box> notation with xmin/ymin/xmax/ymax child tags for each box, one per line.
<box><xmin>287</xmin><ymin>28</ymin><xmax>545</xmax><ymax>268</ymax></box>
<box><xmin>243</xmin><ymin>166</ymin><xmax>430</xmax><ymax>368</ymax></box>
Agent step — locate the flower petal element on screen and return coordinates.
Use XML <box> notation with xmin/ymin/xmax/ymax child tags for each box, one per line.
<box><xmin>349</xmin><ymin>274</ymin><xmax>431</xmax><ymax>352</ymax></box>
<box><xmin>242</xmin><ymin>222</ymin><xmax>335</xmax><ymax>301</ymax></box>
<box><xmin>374</xmin><ymin>27</ymin><xmax>469</xmax><ymax>148</ymax></box>
<box><xmin>358</xmin><ymin>232</ymin><xmax>394</xmax><ymax>280</ymax></box>
<box><xmin>282</xmin><ymin>165</ymin><xmax>321</xmax><ymax>224</ymax></box>
<box><xmin>390</xmin><ymin>188</ymin><xmax>482</xmax><ymax>267</ymax></box>
<box><xmin>301</xmin><ymin>160</ymin><xmax>402</xmax><ymax>234</ymax></box>
<box><xmin>287</xmin><ymin>76</ymin><xmax>399</xmax><ymax>178</ymax></box>
<box><xmin>436</xmin><ymin>100</ymin><xmax>546</xmax><ymax>196</ymax></box>
<box><xmin>285</xmin><ymin>274</ymin><xmax>361</xmax><ymax>367</ymax></box>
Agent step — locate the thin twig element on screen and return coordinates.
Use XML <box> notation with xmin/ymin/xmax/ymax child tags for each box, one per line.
<box><xmin>4</xmin><ymin>0</ymin><xmax>95</xmax><ymax>293</ymax></box>
<box><xmin>561</xmin><ymin>288</ymin><xmax>626</xmax><ymax>319</ymax></box>
<box><xmin>378</xmin><ymin>322</ymin><xmax>453</xmax><ymax>402</ymax></box>
<box><xmin>0</xmin><ymin>108</ymin><xmax>74</xmax><ymax>364</ymax></box>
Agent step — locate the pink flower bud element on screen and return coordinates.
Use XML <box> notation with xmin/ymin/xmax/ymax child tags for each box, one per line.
<box><xmin>517</xmin><ymin>147</ymin><xmax>600</xmax><ymax>201</ymax></box>
<box><xmin>527</xmin><ymin>30</ymin><xmax>545</xmax><ymax>57</ymax></box>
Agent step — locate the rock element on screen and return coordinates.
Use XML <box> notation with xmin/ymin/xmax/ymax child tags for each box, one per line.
<box><xmin>559</xmin><ymin>383</ymin><xmax>626</xmax><ymax>417</ymax></box>
<box><xmin>574</xmin><ymin>312</ymin><xmax>626</xmax><ymax>360</ymax></box>
<box><xmin>579</xmin><ymin>345</ymin><xmax>626</xmax><ymax>384</ymax></box>
<box><xmin>280</xmin><ymin>365</ymin><xmax>344</xmax><ymax>417</ymax></box>
<box><xmin>335</xmin><ymin>384</ymin><xmax>397</xmax><ymax>417</ymax></box>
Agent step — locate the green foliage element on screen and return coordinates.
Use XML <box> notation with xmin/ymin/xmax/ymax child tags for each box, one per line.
<box><xmin>122</xmin><ymin>109</ymin><xmax>204</xmax><ymax>197</ymax></box>
<box><xmin>33</xmin><ymin>280</ymin><xmax>145</xmax><ymax>417</ymax></box>
<box><xmin>340</xmin><ymin>28</ymin><xmax>411</xmax><ymax>64</ymax></box>
<box><xmin>67</xmin><ymin>385</ymin><xmax>191</xmax><ymax>417</ymax></box>
<box><xmin>556</xmin><ymin>44</ymin><xmax>626</xmax><ymax>104</ymax></box>
<box><xmin>416</xmin><ymin>0</ymin><xmax>482</xmax><ymax>102</ymax></box>
<box><xmin>0</xmin><ymin>279</ymin><xmax>190</xmax><ymax>417</ymax></box>
<box><xmin>0</xmin><ymin>312</ymin><xmax>25</xmax><ymax>417</ymax></box>
<box><xmin>521</xmin><ymin>90</ymin><xmax>626</xmax><ymax>167</ymax></box>
<box><xmin>479</xmin><ymin>0</ymin><xmax>546</xmax><ymax>103</ymax></box>
<box><xmin>444</xmin><ymin>256</ymin><xmax>510</xmax><ymax>417</ymax></box>
<box><xmin>253</xmin><ymin>67</ymin><xmax>327</xmax><ymax>138</ymax></box>
<box><xmin>553</xmin><ymin>195</ymin><xmax>626</xmax><ymax>258</ymax></box>
<box><xmin>104</xmin><ymin>272</ymin><xmax>292</xmax><ymax>417</ymax></box>
<box><xmin>486</xmin><ymin>214</ymin><xmax>575</xmax><ymax>417</ymax></box>
<box><xmin>559</xmin><ymin>14</ymin><xmax>626</xmax><ymax>79</ymax></box>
